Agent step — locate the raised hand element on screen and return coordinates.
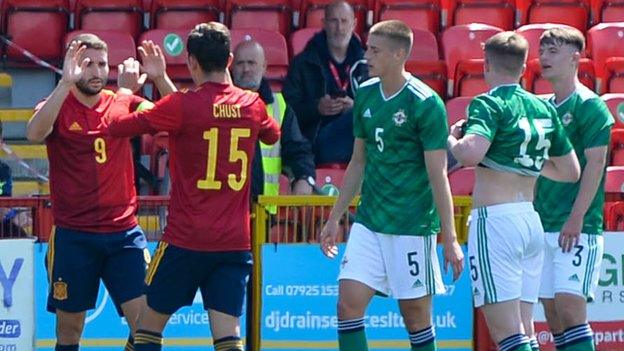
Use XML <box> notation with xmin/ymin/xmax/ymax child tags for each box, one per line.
<box><xmin>138</xmin><ymin>40</ymin><xmax>167</xmax><ymax>80</ymax></box>
<box><xmin>62</xmin><ymin>41</ymin><xmax>89</xmax><ymax>85</ymax></box>
<box><xmin>117</xmin><ymin>57</ymin><xmax>147</xmax><ymax>93</ymax></box>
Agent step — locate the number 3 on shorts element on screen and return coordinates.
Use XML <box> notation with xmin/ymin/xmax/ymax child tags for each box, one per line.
<box><xmin>572</xmin><ymin>245</ymin><xmax>583</xmax><ymax>267</ymax></box>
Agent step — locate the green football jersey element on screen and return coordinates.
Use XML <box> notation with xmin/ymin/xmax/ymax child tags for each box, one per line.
<box><xmin>352</xmin><ymin>75</ymin><xmax>447</xmax><ymax>236</ymax></box>
<box><xmin>464</xmin><ymin>84</ymin><xmax>572</xmax><ymax>176</ymax></box>
<box><xmin>535</xmin><ymin>85</ymin><xmax>614</xmax><ymax>234</ymax></box>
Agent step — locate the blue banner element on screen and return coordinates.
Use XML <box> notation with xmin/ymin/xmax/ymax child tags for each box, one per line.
<box><xmin>260</xmin><ymin>243</ymin><xmax>473</xmax><ymax>350</ymax></box>
<box><xmin>34</xmin><ymin>242</ymin><xmax>244</xmax><ymax>350</ymax></box>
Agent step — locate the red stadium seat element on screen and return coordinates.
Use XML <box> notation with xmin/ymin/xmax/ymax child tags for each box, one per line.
<box><xmin>449</xmin><ymin>0</ymin><xmax>515</xmax><ymax>30</ymax></box>
<box><xmin>448</xmin><ymin>166</ymin><xmax>475</xmax><ymax>195</ymax></box>
<box><xmin>65</xmin><ymin>30</ymin><xmax>137</xmax><ymax>82</ymax></box>
<box><xmin>442</xmin><ymin>23</ymin><xmax>503</xmax><ymax>98</ymax></box>
<box><xmin>231</xmin><ymin>29</ymin><xmax>289</xmax><ymax>90</ymax></box>
<box><xmin>139</xmin><ymin>29</ymin><xmax>191</xmax><ymax>88</ymax></box>
<box><xmin>455</xmin><ymin>59</ymin><xmax>488</xmax><ymax>96</ymax></box>
<box><xmin>604</xmin><ymin>201</ymin><xmax>624</xmax><ymax>230</ymax></box>
<box><xmin>587</xmin><ymin>23</ymin><xmax>624</xmax><ymax>94</ymax></box>
<box><xmin>523</xmin><ymin>58</ymin><xmax>595</xmax><ymax>94</ymax></box>
<box><xmin>605</xmin><ymin>166</ymin><xmax>624</xmax><ymax>194</ymax></box>
<box><xmin>151</xmin><ymin>0</ymin><xmax>221</xmax><ymax>30</ymax></box>
<box><xmin>525</xmin><ymin>0</ymin><xmax>589</xmax><ymax>32</ymax></box>
<box><xmin>409</xmin><ymin>28</ymin><xmax>439</xmax><ymax>62</ymax></box>
<box><xmin>75</xmin><ymin>0</ymin><xmax>144</xmax><ymax>40</ymax></box>
<box><xmin>404</xmin><ymin>28</ymin><xmax>447</xmax><ymax>98</ymax></box>
<box><xmin>289</xmin><ymin>27</ymin><xmax>322</xmax><ymax>57</ymax></box>
<box><xmin>2</xmin><ymin>0</ymin><xmax>70</xmax><ymax>64</ymax></box>
<box><xmin>227</xmin><ymin>0</ymin><xmax>293</xmax><ymax>36</ymax></box>
<box><xmin>604</xmin><ymin>57</ymin><xmax>624</xmax><ymax>93</ymax></box>
<box><xmin>374</xmin><ymin>0</ymin><xmax>441</xmax><ymax>36</ymax></box>
<box><xmin>602</xmin><ymin>93</ymin><xmax>624</xmax><ymax>129</ymax></box>
<box><xmin>406</xmin><ymin>61</ymin><xmax>447</xmax><ymax>99</ymax></box>
<box><xmin>446</xmin><ymin>96</ymin><xmax>472</xmax><ymax>126</ymax></box>
<box><xmin>611</xmin><ymin>148</ymin><xmax>624</xmax><ymax>166</ymax></box>
<box><xmin>591</xmin><ymin>0</ymin><xmax>624</xmax><ymax>24</ymax></box>
<box><xmin>610</xmin><ymin>129</ymin><xmax>624</xmax><ymax>166</ymax></box>
<box><xmin>300</xmin><ymin>0</ymin><xmax>368</xmax><ymax>37</ymax></box>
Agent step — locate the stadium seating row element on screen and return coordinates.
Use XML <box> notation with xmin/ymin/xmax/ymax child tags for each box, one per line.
<box><xmin>8</xmin><ymin>21</ymin><xmax>622</xmax><ymax>98</ymax></box>
<box><xmin>1</xmin><ymin>0</ymin><xmax>622</xmax><ymax>62</ymax></box>
<box><xmin>1</xmin><ymin>0</ymin><xmax>622</xmax><ymax>38</ymax></box>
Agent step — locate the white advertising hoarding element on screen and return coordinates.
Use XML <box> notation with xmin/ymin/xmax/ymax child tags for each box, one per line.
<box><xmin>0</xmin><ymin>239</ymin><xmax>35</xmax><ymax>351</ymax></box>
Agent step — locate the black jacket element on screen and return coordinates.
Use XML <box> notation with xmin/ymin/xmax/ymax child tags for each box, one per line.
<box><xmin>251</xmin><ymin>79</ymin><xmax>316</xmax><ymax>198</ymax></box>
<box><xmin>283</xmin><ymin>30</ymin><xmax>368</xmax><ymax>143</ymax></box>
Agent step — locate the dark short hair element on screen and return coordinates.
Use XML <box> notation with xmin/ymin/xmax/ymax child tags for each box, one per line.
<box><xmin>540</xmin><ymin>27</ymin><xmax>585</xmax><ymax>53</ymax></box>
<box><xmin>484</xmin><ymin>31</ymin><xmax>528</xmax><ymax>77</ymax></box>
<box><xmin>187</xmin><ymin>22</ymin><xmax>231</xmax><ymax>73</ymax></box>
<box><xmin>69</xmin><ymin>33</ymin><xmax>108</xmax><ymax>51</ymax></box>
<box><xmin>369</xmin><ymin>20</ymin><xmax>413</xmax><ymax>58</ymax></box>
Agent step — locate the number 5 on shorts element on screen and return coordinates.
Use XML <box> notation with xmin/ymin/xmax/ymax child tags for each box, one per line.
<box><xmin>407</xmin><ymin>252</ymin><xmax>419</xmax><ymax>276</ymax></box>
<box><xmin>469</xmin><ymin>256</ymin><xmax>478</xmax><ymax>281</ymax></box>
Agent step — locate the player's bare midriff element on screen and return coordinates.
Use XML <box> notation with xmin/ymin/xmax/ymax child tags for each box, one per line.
<box><xmin>472</xmin><ymin>166</ymin><xmax>537</xmax><ymax>208</ymax></box>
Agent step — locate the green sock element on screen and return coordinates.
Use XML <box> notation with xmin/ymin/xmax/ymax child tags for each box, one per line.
<box><xmin>338</xmin><ymin>318</ymin><xmax>368</xmax><ymax>351</ymax></box>
<box><xmin>529</xmin><ymin>336</ymin><xmax>539</xmax><ymax>351</ymax></box>
<box><xmin>563</xmin><ymin>324</ymin><xmax>594</xmax><ymax>351</ymax></box>
<box><xmin>411</xmin><ymin>341</ymin><xmax>436</xmax><ymax>351</ymax></box>
<box><xmin>409</xmin><ymin>326</ymin><xmax>436</xmax><ymax>351</ymax></box>
<box><xmin>565</xmin><ymin>339</ymin><xmax>594</xmax><ymax>351</ymax></box>
<box><xmin>553</xmin><ymin>332</ymin><xmax>566</xmax><ymax>351</ymax></box>
<box><xmin>499</xmin><ymin>334</ymin><xmax>531</xmax><ymax>351</ymax></box>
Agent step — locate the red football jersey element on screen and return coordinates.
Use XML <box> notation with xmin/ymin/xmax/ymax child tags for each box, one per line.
<box><xmin>108</xmin><ymin>82</ymin><xmax>280</xmax><ymax>251</ymax></box>
<box><xmin>37</xmin><ymin>90</ymin><xmax>149</xmax><ymax>233</ymax></box>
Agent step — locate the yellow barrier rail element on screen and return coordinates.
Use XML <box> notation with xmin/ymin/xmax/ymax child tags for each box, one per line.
<box><xmin>250</xmin><ymin>195</ymin><xmax>473</xmax><ymax>351</ymax></box>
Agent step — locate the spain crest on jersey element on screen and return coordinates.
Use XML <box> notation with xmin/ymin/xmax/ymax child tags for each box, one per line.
<box><xmin>393</xmin><ymin>109</ymin><xmax>407</xmax><ymax>126</ymax></box>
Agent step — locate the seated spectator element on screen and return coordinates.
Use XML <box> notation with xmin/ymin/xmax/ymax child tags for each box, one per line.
<box><xmin>283</xmin><ymin>0</ymin><xmax>368</xmax><ymax>166</ymax></box>
<box><xmin>232</xmin><ymin>40</ymin><xmax>317</xmax><ymax>199</ymax></box>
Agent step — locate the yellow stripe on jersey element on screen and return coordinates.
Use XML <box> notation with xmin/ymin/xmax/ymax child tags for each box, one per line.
<box><xmin>145</xmin><ymin>242</ymin><xmax>168</xmax><ymax>285</ymax></box>
<box><xmin>46</xmin><ymin>227</ymin><xmax>56</xmax><ymax>284</ymax></box>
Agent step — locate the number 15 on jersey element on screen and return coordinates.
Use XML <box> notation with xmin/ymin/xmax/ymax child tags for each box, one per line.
<box><xmin>197</xmin><ymin>127</ymin><xmax>250</xmax><ymax>191</ymax></box>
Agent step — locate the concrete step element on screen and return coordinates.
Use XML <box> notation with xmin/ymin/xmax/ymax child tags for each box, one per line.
<box><xmin>1</xmin><ymin>109</ymin><xmax>32</xmax><ymax>140</ymax></box>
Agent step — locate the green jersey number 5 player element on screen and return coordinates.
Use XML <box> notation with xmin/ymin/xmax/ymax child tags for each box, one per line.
<box><xmin>320</xmin><ymin>20</ymin><xmax>464</xmax><ymax>351</ymax></box>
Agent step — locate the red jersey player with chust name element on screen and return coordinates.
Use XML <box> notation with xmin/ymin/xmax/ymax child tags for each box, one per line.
<box><xmin>106</xmin><ymin>22</ymin><xmax>280</xmax><ymax>351</ymax></box>
<box><xmin>26</xmin><ymin>33</ymin><xmax>161</xmax><ymax>351</ymax></box>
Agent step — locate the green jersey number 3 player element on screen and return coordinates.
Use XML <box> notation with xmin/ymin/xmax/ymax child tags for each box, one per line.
<box><xmin>535</xmin><ymin>27</ymin><xmax>614</xmax><ymax>351</ymax></box>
